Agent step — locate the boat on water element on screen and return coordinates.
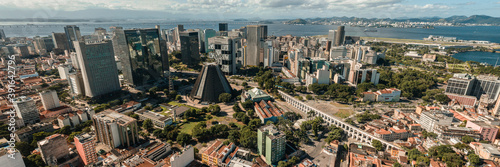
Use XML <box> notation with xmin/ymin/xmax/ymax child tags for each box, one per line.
<box><xmin>364</xmin><ymin>29</ymin><xmax>377</xmax><ymax>32</ymax></box>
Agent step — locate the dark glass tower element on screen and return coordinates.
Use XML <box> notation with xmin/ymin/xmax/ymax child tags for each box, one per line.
<box><xmin>121</xmin><ymin>28</ymin><xmax>168</xmax><ymax>87</ymax></box>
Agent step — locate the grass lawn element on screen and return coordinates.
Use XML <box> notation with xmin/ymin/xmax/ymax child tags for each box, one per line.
<box><xmin>179</xmin><ymin>114</ymin><xmax>244</xmax><ymax>135</ymax></box>
<box><xmin>331</xmin><ymin>102</ymin><xmax>350</xmax><ymax>108</ymax></box>
<box><xmin>179</xmin><ymin>121</ymin><xmax>199</xmax><ymax>134</ymax></box>
<box><xmin>334</xmin><ymin>109</ymin><xmax>354</xmax><ymax>119</ymax></box>
<box><xmin>168</xmin><ymin>101</ymin><xmax>198</xmax><ymax>109</ymax></box>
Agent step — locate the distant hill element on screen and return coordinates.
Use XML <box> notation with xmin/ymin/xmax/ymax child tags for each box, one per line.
<box><xmin>282</xmin><ymin>15</ymin><xmax>500</xmax><ymax>25</ymax></box>
<box><xmin>285</xmin><ymin>19</ymin><xmax>308</xmax><ymax>24</ymax></box>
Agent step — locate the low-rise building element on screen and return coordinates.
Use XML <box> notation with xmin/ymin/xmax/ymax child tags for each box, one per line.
<box><xmin>254</xmin><ymin>100</ymin><xmax>284</xmax><ymax>124</ymax></box>
<box><xmin>419</xmin><ymin>110</ymin><xmax>454</xmax><ymax>132</ymax></box>
<box><xmin>38</xmin><ymin>134</ymin><xmax>70</xmax><ymax>166</ymax></box>
<box><xmin>363</xmin><ymin>88</ymin><xmax>401</xmax><ymax>102</ymax></box>
<box><xmin>241</xmin><ymin>88</ymin><xmax>272</xmax><ymax>102</ymax></box>
<box><xmin>202</xmin><ymin>140</ymin><xmax>238</xmax><ymax>166</ymax></box>
<box><xmin>170</xmin><ymin>145</ymin><xmax>195</xmax><ymax>167</ymax></box>
<box><xmin>470</xmin><ymin>142</ymin><xmax>500</xmax><ymax>163</ymax></box>
<box><xmin>433</xmin><ymin>125</ymin><xmax>481</xmax><ymax>140</ymax></box>
<box><xmin>14</xmin><ymin>122</ymin><xmax>55</xmax><ymax>142</ymax></box>
<box><xmin>135</xmin><ymin>109</ymin><xmax>173</xmax><ymax>128</ymax></box>
<box><xmin>467</xmin><ymin>121</ymin><xmax>499</xmax><ymax>142</ymax></box>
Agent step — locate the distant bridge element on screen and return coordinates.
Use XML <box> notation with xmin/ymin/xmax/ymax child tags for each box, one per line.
<box><xmin>278</xmin><ymin>90</ymin><xmax>401</xmax><ymax>150</ymax></box>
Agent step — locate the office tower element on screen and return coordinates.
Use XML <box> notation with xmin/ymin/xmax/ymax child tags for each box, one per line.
<box><xmin>334</xmin><ymin>26</ymin><xmax>345</xmax><ymax>46</ymax></box>
<box><xmin>328</xmin><ymin>29</ymin><xmax>335</xmax><ymax>42</ymax></box>
<box><xmin>117</xmin><ymin>28</ymin><xmax>168</xmax><ymax>87</ymax></box>
<box><xmin>330</xmin><ymin>46</ymin><xmax>347</xmax><ymax>60</ymax></box>
<box><xmin>219</xmin><ymin>23</ymin><xmax>228</xmax><ymax>32</ymax></box>
<box><xmin>445</xmin><ymin>74</ymin><xmax>475</xmax><ymax>95</ymax></box>
<box><xmin>190</xmin><ymin>63</ymin><xmax>232</xmax><ymax>102</ymax></box>
<box><xmin>64</xmin><ymin>25</ymin><xmax>81</xmax><ymax>50</ymax></box>
<box><xmin>180</xmin><ymin>31</ymin><xmax>201</xmax><ymax>66</ymax></box>
<box><xmin>470</xmin><ymin>75</ymin><xmax>500</xmax><ymax>100</ymax></box>
<box><xmin>208</xmin><ymin>36</ymin><xmax>241</xmax><ymax>74</ymax></box>
<box><xmin>68</xmin><ymin>72</ymin><xmax>84</xmax><ymax>96</ymax></box>
<box><xmin>13</xmin><ymin>96</ymin><xmax>40</xmax><ymax>126</ymax></box>
<box><xmin>246</xmin><ymin>25</ymin><xmax>267</xmax><ymax>66</ymax></box>
<box><xmin>0</xmin><ymin>29</ymin><xmax>5</xmax><ymax>40</ymax></box>
<box><xmin>203</xmin><ymin>29</ymin><xmax>216</xmax><ymax>53</ymax></box>
<box><xmin>33</xmin><ymin>36</ymin><xmax>55</xmax><ymax>55</ymax></box>
<box><xmin>174</xmin><ymin>25</ymin><xmax>185</xmax><ymax>50</ymax></box>
<box><xmin>74</xmin><ymin>40</ymin><xmax>121</xmax><ymax>97</ymax></box>
<box><xmin>52</xmin><ymin>32</ymin><xmax>70</xmax><ymax>51</ymax></box>
<box><xmin>257</xmin><ymin>124</ymin><xmax>285</xmax><ymax>165</ymax></box>
<box><xmin>93</xmin><ymin>110</ymin><xmax>139</xmax><ymax>148</ymax></box>
<box><xmin>74</xmin><ymin>133</ymin><xmax>97</xmax><ymax>165</ymax></box>
<box><xmin>39</xmin><ymin>90</ymin><xmax>61</xmax><ymax>111</ymax></box>
<box><xmin>57</xmin><ymin>65</ymin><xmax>71</xmax><ymax>80</ymax></box>
<box><xmin>38</xmin><ymin>134</ymin><xmax>70</xmax><ymax>166</ymax></box>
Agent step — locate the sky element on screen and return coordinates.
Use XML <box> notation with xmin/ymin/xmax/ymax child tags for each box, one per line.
<box><xmin>0</xmin><ymin>0</ymin><xmax>499</xmax><ymax>20</ymax></box>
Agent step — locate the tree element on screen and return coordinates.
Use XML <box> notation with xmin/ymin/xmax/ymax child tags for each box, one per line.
<box><xmin>56</xmin><ymin>125</ymin><xmax>72</xmax><ymax>135</ymax></box>
<box><xmin>219</xmin><ymin>93</ymin><xmax>232</xmax><ymax>103</ymax></box>
<box><xmin>143</xmin><ymin>119</ymin><xmax>154</xmax><ymax>132</ymax></box>
<box><xmin>416</xmin><ymin>156</ymin><xmax>430</xmax><ymax>166</ymax></box>
<box><xmin>242</xmin><ymin>82</ymin><xmax>248</xmax><ymax>87</ymax></box>
<box><xmin>175</xmin><ymin>95</ymin><xmax>183</xmax><ymax>101</ymax></box>
<box><xmin>393</xmin><ymin>162</ymin><xmax>402</xmax><ymax>167</ymax></box>
<box><xmin>68</xmin><ymin>132</ymin><xmax>82</xmax><ymax>142</ymax></box>
<box><xmin>15</xmin><ymin>142</ymin><xmax>34</xmax><ymax>156</ymax></box>
<box><xmin>209</xmin><ymin>105</ymin><xmax>221</xmax><ymax>115</ymax></box>
<box><xmin>408</xmin><ymin>149</ymin><xmax>423</xmax><ymax>161</ymax></box>
<box><xmin>176</xmin><ymin>133</ymin><xmax>191</xmax><ymax>146</ymax></box>
<box><xmin>239</xmin><ymin>127</ymin><xmax>257</xmax><ymax>149</ymax></box>
<box><xmin>305</xmin><ymin>95</ymin><xmax>313</xmax><ymax>100</ymax></box>
<box><xmin>372</xmin><ymin>140</ymin><xmax>384</xmax><ymax>151</ymax></box>
<box><xmin>25</xmin><ymin>154</ymin><xmax>46</xmax><ymax>167</ymax></box>
<box><xmin>228</xmin><ymin>130</ymin><xmax>240</xmax><ymax>144</ymax></box>
<box><xmin>461</xmin><ymin>136</ymin><xmax>474</xmax><ymax>144</ymax></box>
<box><xmin>436</xmin><ymin>94</ymin><xmax>450</xmax><ymax>104</ymax></box>
<box><xmin>468</xmin><ymin>153</ymin><xmax>481</xmax><ymax>166</ymax></box>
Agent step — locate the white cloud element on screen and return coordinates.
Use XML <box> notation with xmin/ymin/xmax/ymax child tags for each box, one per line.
<box><xmin>0</xmin><ymin>0</ymin><xmax>455</xmax><ymax>18</ymax></box>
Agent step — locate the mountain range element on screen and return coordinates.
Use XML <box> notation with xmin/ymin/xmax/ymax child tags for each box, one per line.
<box><xmin>283</xmin><ymin>15</ymin><xmax>500</xmax><ymax>25</ymax></box>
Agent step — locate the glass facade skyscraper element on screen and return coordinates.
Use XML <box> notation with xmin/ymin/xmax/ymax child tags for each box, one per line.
<box><xmin>121</xmin><ymin>28</ymin><xmax>168</xmax><ymax>87</ymax></box>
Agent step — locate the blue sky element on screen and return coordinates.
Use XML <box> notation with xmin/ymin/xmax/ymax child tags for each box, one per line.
<box><xmin>0</xmin><ymin>0</ymin><xmax>498</xmax><ymax>20</ymax></box>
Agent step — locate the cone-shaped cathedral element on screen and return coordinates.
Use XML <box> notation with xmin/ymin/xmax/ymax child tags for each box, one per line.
<box><xmin>190</xmin><ymin>63</ymin><xmax>232</xmax><ymax>102</ymax></box>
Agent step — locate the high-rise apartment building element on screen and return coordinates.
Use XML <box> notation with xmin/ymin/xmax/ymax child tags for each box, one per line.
<box><xmin>64</xmin><ymin>25</ymin><xmax>81</xmax><ymax>50</ymax></box>
<box><xmin>67</xmin><ymin>71</ymin><xmax>85</xmax><ymax>95</ymax></box>
<box><xmin>208</xmin><ymin>36</ymin><xmax>241</xmax><ymax>74</ymax></box>
<box><xmin>74</xmin><ymin>40</ymin><xmax>121</xmax><ymax>97</ymax></box>
<box><xmin>470</xmin><ymin>75</ymin><xmax>500</xmax><ymax>100</ymax></box>
<box><xmin>52</xmin><ymin>32</ymin><xmax>70</xmax><ymax>51</ymax></box>
<box><xmin>13</xmin><ymin>96</ymin><xmax>40</xmax><ymax>126</ymax></box>
<box><xmin>118</xmin><ymin>28</ymin><xmax>168</xmax><ymax>87</ymax></box>
<box><xmin>33</xmin><ymin>36</ymin><xmax>55</xmax><ymax>55</ymax></box>
<box><xmin>74</xmin><ymin>133</ymin><xmax>98</xmax><ymax>165</ymax></box>
<box><xmin>246</xmin><ymin>25</ymin><xmax>267</xmax><ymax>66</ymax></box>
<box><xmin>39</xmin><ymin>90</ymin><xmax>61</xmax><ymax>111</ymax></box>
<box><xmin>257</xmin><ymin>124</ymin><xmax>285</xmax><ymax>165</ymax></box>
<box><xmin>93</xmin><ymin>110</ymin><xmax>139</xmax><ymax>148</ymax></box>
<box><xmin>180</xmin><ymin>31</ymin><xmax>201</xmax><ymax>66</ymax></box>
<box><xmin>334</xmin><ymin>26</ymin><xmax>345</xmax><ymax>46</ymax></box>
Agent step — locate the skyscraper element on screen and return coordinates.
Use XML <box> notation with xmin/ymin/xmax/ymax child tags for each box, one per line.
<box><xmin>0</xmin><ymin>29</ymin><xmax>5</xmax><ymax>40</ymax></box>
<box><xmin>219</xmin><ymin>23</ymin><xmax>229</xmax><ymax>32</ymax></box>
<box><xmin>334</xmin><ymin>26</ymin><xmax>345</xmax><ymax>46</ymax></box>
<box><xmin>93</xmin><ymin>110</ymin><xmax>139</xmax><ymax>148</ymax></box>
<box><xmin>180</xmin><ymin>31</ymin><xmax>201</xmax><ymax>66</ymax></box>
<box><xmin>33</xmin><ymin>36</ymin><xmax>55</xmax><ymax>55</ymax></box>
<box><xmin>257</xmin><ymin>124</ymin><xmax>285</xmax><ymax>165</ymax></box>
<box><xmin>118</xmin><ymin>28</ymin><xmax>168</xmax><ymax>87</ymax></box>
<box><xmin>13</xmin><ymin>96</ymin><xmax>40</xmax><ymax>126</ymax></box>
<box><xmin>74</xmin><ymin>133</ymin><xmax>97</xmax><ymax>165</ymax></box>
<box><xmin>64</xmin><ymin>25</ymin><xmax>81</xmax><ymax>50</ymax></box>
<box><xmin>39</xmin><ymin>90</ymin><xmax>61</xmax><ymax>111</ymax></box>
<box><xmin>74</xmin><ymin>40</ymin><xmax>121</xmax><ymax>97</ymax></box>
<box><xmin>246</xmin><ymin>25</ymin><xmax>268</xmax><ymax>66</ymax></box>
<box><xmin>52</xmin><ymin>33</ymin><xmax>70</xmax><ymax>51</ymax></box>
<box><xmin>203</xmin><ymin>29</ymin><xmax>216</xmax><ymax>53</ymax></box>
<box><xmin>208</xmin><ymin>36</ymin><xmax>241</xmax><ymax>74</ymax></box>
